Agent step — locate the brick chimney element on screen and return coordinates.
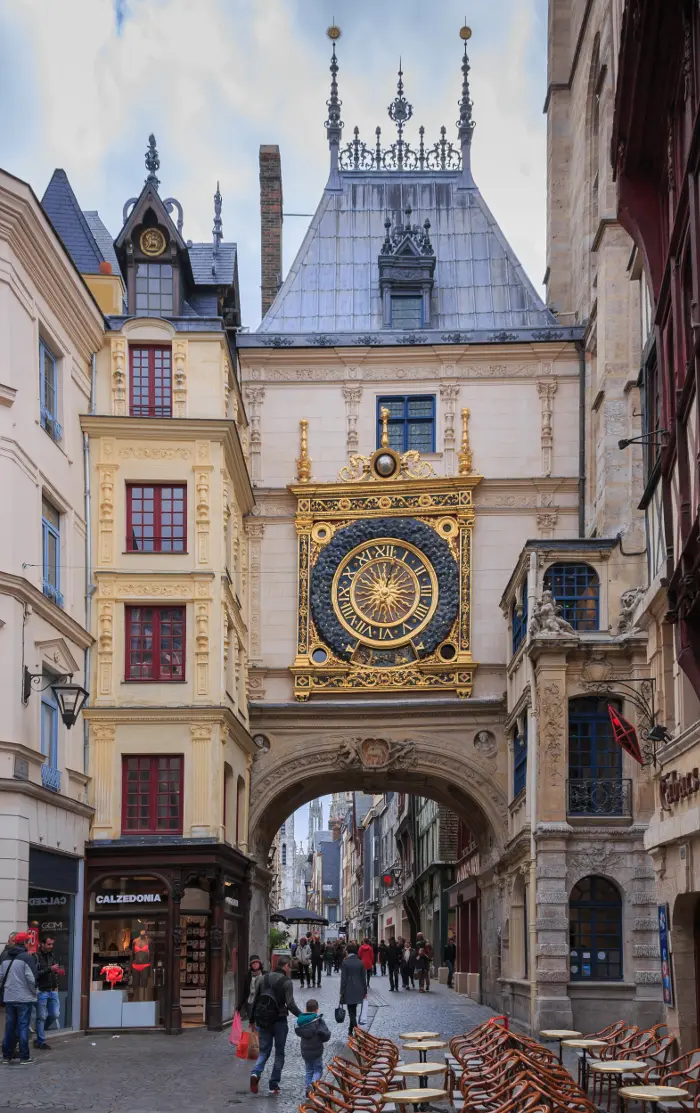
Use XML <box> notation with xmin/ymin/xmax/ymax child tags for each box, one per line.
<box><xmin>259</xmin><ymin>145</ymin><xmax>283</xmax><ymax>318</ymax></box>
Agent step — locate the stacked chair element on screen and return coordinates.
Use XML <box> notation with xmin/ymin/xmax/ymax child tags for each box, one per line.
<box><xmin>301</xmin><ymin>1027</ymin><xmax>404</xmax><ymax>1112</ymax></box>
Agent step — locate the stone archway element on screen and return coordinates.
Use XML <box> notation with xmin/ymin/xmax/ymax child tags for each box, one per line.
<box><xmin>246</xmin><ymin>723</ymin><xmax>509</xmax><ymax>957</ymax></box>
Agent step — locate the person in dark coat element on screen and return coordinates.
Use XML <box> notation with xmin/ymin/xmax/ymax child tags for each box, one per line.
<box><xmin>237</xmin><ymin>954</ymin><xmax>265</xmax><ymax>1020</ymax></box>
<box><xmin>386</xmin><ymin>938</ymin><xmax>401</xmax><ymax>991</ymax></box>
<box><xmin>415</xmin><ymin>946</ymin><xmax>430</xmax><ymax>992</ymax></box>
<box><xmin>249</xmin><ymin>959</ymin><xmax>301</xmax><ymax>1095</ymax></box>
<box><xmin>323</xmin><ymin>942</ymin><xmax>334</xmax><ymax>978</ymax></box>
<box><xmin>444</xmin><ymin>940</ymin><xmax>456</xmax><ymax>988</ymax></box>
<box><xmin>339</xmin><ymin>942</ymin><xmax>367</xmax><ymax>1036</ymax></box>
<box><xmin>333</xmin><ymin>942</ymin><xmax>344</xmax><ymax>972</ymax></box>
<box><xmin>378</xmin><ymin>939</ymin><xmax>388</xmax><ymax>976</ymax></box>
<box><xmin>309</xmin><ymin>935</ymin><xmax>323</xmax><ymax>988</ymax></box>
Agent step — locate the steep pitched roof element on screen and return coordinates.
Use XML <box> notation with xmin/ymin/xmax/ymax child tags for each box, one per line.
<box><xmin>188</xmin><ymin>241</ymin><xmax>237</xmax><ymax>287</ymax></box>
<box><xmin>83</xmin><ymin>210</ymin><xmax>119</xmax><ymax>275</ymax></box>
<box><xmin>41</xmin><ymin>169</ymin><xmax>104</xmax><ymax>275</ymax></box>
<box><xmin>258</xmin><ymin>171</ymin><xmax>555</xmax><ymax>336</ymax></box>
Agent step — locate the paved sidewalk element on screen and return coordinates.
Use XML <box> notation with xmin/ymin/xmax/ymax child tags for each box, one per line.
<box><xmin>0</xmin><ymin>972</ymin><xmax>494</xmax><ymax>1112</ymax></box>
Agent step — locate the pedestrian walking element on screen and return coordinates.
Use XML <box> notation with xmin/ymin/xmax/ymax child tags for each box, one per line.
<box><xmin>444</xmin><ymin>940</ymin><xmax>456</xmax><ymax>988</ymax></box>
<box><xmin>309</xmin><ymin>935</ymin><xmax>323</xmax><ymax>988</ymax></box>
<box><xmin>415</xmin><ymin>946</ymin><xmax>431</xmax><ymax>992</ymax></box>
<box><xmin>1</xmin><ymin>931</ymin><xmax>37</xmax><ymax>1065</ymax></box>
<box><xmin>371</xmin><ymin>937</ymin><xmax>378</xmax><ymax>976</ymax></box>
<box><xmin>249</xmin><ymin>958</ymin><xmax>301</xmax><ymax>1096</ymax></box>
<box><xmin>297</xmin><ymin>936</ymin><xmax>311</xmax><ymax>989</ymax></box>
<box><xmin>237</xmin><ymin>954</ymin><xmax>265</xmax><ymax>1021</ymax></box>
<box><xmin>323</xmin><ymin>941</ymin><xmax>334</xmax><ymax>978</ymax></box>
<box><xmin>386</xmin><ymin>938</ymin><xmax>400</xmax><ymax>991</ymax></box>
<box><xmin>295</xmin><ymin>997</ymin><xmax>331</xmax><ymax>1096</ymax></box>
<box><xmin>333</xmin><ymin>941</ymin><xmax>344</xmax><ymax>972</ymax></box>
<box><xmin>34</xmin><ymin>935</ymin><xmax>63</xmax><ymax>1050</ymax></box>
<box><xmin>358</xmin><ymin>938</ymin><xmax>374</xmax><ymax>988</ymax></box>
<box><xmin>339</xmin><ymin>943</ymin><xmax>367</xmax><ymax>1037</ymax></box>
<box><xmin>378</xmin><ymin>938</ymin><xmax>388</xmax><ymax>976</ymax></box>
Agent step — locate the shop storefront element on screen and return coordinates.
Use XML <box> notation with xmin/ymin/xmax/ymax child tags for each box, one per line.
<box><xmin>447</xmin><ymin>877</ymin><xmax>480</xmax><ymax>999</ymax></box>
<box><xmin>83</xmin><ymin>843</ymin><xmax>249</xmax><ymax>1033</ymax></box>
<box><xmin>28</xmin><ymin>847</ymin><xmax>81</xmax><ymax>1031</ymax></box>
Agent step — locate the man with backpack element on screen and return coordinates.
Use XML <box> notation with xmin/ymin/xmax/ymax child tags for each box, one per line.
<box><xmin>249</xmin><ymin>958</ymin><xmax>301</xmax><ymax>1095</ymax></box>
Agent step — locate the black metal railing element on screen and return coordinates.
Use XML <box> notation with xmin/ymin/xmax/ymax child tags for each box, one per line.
<box><xmin>567</xmin><ymin>778</ymin><xmax>632</xmax><ymax>818</ymax></box>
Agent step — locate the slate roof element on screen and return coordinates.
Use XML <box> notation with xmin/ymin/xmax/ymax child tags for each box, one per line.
<box><xmin>188</xmin><ymin>242</ymin><xmax>236</xmax><ymax>287</ymax></box>
<box><xmin>258</xmin><ymin>171</ymin><xmax>556</xmax><ymax>336</ymax></box>
<box><xmin>41</xmin><ymin>169</ymin><xmax>104</xmax><ymax>275</ymax></box>
<box><xmin>83</xmin><ymin>210</ymin><xmax>120</xmax><ymax>274</ymax></box>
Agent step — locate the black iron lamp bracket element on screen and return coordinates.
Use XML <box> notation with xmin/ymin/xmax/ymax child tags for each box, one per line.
<box><xmin>23</xmin><ymin>667</ymin><xmax>71</xmax><ymax>704</ymax></box>
<box><xmin>583</xmin><ymin>674</ymin><xmax>674</xmax><ymax>767</ymax></box>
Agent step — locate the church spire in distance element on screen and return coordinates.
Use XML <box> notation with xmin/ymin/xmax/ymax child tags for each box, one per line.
<box><xmin>457</xmin><ymin>24</ymin><xmax>476</xmax><ymax>188</ymax></box>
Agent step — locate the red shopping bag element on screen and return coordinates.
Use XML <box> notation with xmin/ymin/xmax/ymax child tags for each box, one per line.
<box><xmin>236</xmin><ymin>1030</ymin><xmax>250</xmax><ymax>1059</ymax></box>
<box><xmin>229</xmin><ymin>1010</ymin><xmax>243</xmax><ymax>1047</ymax></box>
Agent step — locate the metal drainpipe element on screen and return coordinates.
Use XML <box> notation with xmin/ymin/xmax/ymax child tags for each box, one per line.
<box><xmin>526</xmin><ymin>550</ymin><xmax>538</xmax><ymax>1033</ymax></box>
<box><xmin>577</xmin><ymin>340</ymin><xmax>586</xmax><ymax>538</ymax></box>
<box><xmin>82</xmin><ymin>352</ymin><xmax>97</xmax><ymax>775</ymax></box>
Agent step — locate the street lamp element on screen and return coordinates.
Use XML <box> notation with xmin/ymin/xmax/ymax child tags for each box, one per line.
<box><xmin>23</xmin><ymin>668</ymin><xmax>89</xmax><ymax>729</ymax></box>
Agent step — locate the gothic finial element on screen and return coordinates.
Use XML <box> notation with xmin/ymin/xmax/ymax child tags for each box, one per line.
<box><xmin>213</xmin><ymin>181</ymin><xmax>223</xmax><ymax>253</ymax></box>
<box><xmin>458</xmin><ymin>407</ymin><xmax>473</xmax><ymax>475</ymax></box>
<box><xmin>388</xmin><ymin>60</ymin><xmax>413</xmax><ymax>170</ymax></box>
<box><xmin>325</xmin><ymin>25</ymin><xmax>344</xmax><ymax>174</ymax></box>
<box><xmin>380</xmin><ymin>406</ymin><xmax>390</xmax><ymax>449</ymax></box>
<box><xmin>457</xmin><ymin>25</ymin><xmax>476</xmax><ymax>186</ymax></box>
<box><xmin>296</xmin><ymin>419</ymin><xmax>312</xmax><ymax>483</ymax></box>
<box><xmin>145</xmin><ymin>134</ymin><xmax>160</xmax><ymax>188</ymax></box>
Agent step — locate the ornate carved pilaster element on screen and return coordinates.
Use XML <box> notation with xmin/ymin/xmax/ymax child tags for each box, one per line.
<box><xmin>243</xmin><ymin>387</ymin><xmax>265</xmax><ymax>482</ymax></box>
<box><xmin>537</xmin><ymin>381</ymin><xmax>558</xmax><ymax>476</ymax></box>
<box><xmin>535</xmin><ymin>674</ymin><xmax>567</xmax><ymax>821</ymax></box>
<box><xmin>190</xmin><ymin>724</ymin><xmax>212</xmax><ymax>835</ymax></box>
<box><xmin>111</xmin><ymin>337</ymin><xmax>127</xmax><ymax>416</ymax></box>
<box><xmin>194</xmin><ymin>442</ymin><xmax>212</xmax><ymax>566</ymax></box>
<box><xmin>342</xmin><ymin>384</ymin><xmax>363</xmax><ymax>456</ymax></box>
<box><xmin>97</xmin><ymin>601</ymin><xmax>114</xmax><ymax>699</ymax></box>
<box><xmin>172</xmin><ymin>339</ymin><xmax>187</xmax><ymax>417</ymax></box>
<box><xmin>537</xmin><ymin>509</ymin><xmax>558</xmax><ymax>539</ymax></box>
<box><xmin>440</xmin><ymin>383</ymin><xmax>461</xmax><ymax>474</ymax></box>
<box><xmin>91</xmin><ymin>722</ymin><xmax>116</xmax><ymax>836</ymax></box>
<box><xmin>97</xmin><ymin>441</ymin><xmax>117</xmax><ymax>565</ymax></box>
<box><xmin>195</xmin><ymin>600</ymin><xmax>210</xmax><ymax>697</ymax></box>
<box><xmin>246</xmin><ymin>520</ymin><xmax>265</xmax><ymax>665</ymax></box>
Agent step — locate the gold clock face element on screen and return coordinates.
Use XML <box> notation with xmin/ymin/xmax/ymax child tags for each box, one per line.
<box><xmin>140</xmin><ymin>228</ymin><xmax>166</xmax><ymax>256</ymax></box>
<box><xmin>332</xmin><ymin>538</ymin><xmax>438</xmax><ymax>648</ymax></box>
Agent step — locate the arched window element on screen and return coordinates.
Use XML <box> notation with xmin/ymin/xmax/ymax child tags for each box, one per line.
<box><xmin>512</xmin><ymin>583</ymin><xmax>528</xmax><ymax>654</ymax></box>
<box><xmin>569</xmin><ymin>875</ymin><xmax>622</xmax><ymax>981</ymax></box>
<box><xmin>544</xmin><ymin>563</ymin><xmax>599</xmax><ymax>630</ymax></box>
<box><xmin>568</xmin><ymin>697</ymin><xmax>625</xmax><ymax>816</ymax></box>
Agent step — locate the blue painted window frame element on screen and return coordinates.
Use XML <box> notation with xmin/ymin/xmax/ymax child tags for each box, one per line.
<box><xmin>512</xmin><ymin>583</ymin><xmax>528</xmax><ymax>655</ymax></box>
<box><xmin>569</xmin><ymin>875</ymin><xmax>623</xmax><ymax>981</ymax></box>
<box><xmin>39</xmin><ymin>339</ymin><xmax>62</xmax><ymax>442</ymax></box>
<box><xmin>376</xmin><ymin>395</ymin><xmax>436</xmax><ymax>452</ymax></box>
<box><xmin>543</xmin><ymin>562</ymin><xmax>600</xmax><ymax>630</ymax></box>
<box><xmin>568</xmin><ymin>696</ymin><xmax>622</xmax><ymax>781</ymax></box>
<box><xmin>513</xmin><ymin>719</ymin><xmax>527</xmax><ymax>798</ymax></box>
<box><xmin>42</xmin><ymin>499</ymin><xmax>63</xmax><ymax>608</ymax></box>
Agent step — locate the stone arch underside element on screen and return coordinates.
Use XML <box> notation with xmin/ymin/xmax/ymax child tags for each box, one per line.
<box><xmin>248</xmin><ymin>732</ymin><xmax>508</xmax><ymax>863</ymax></box>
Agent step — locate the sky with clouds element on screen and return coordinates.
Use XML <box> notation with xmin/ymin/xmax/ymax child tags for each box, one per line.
<box><xmin>0</xmin><ymin>0</ymin><xmax>548</xmax><ymax>329</ymax></box>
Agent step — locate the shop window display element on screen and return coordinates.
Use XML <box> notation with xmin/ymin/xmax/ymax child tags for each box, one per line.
<box><xmin>180</xmin><ymin>915</ymin><xmax>208</xmax><ymax>1024</ymax></box>
<box><xmin>28</xmin><ymin>888</ymin><xmax>74</xmax><ymax>1029</ymax></box>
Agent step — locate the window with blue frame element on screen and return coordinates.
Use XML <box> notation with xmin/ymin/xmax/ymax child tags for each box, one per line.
<box><xmin>513</xmin><ymin>721</ymin><xmax>527</xmax><ymax>798</ymax></box>
<box><xmin>543</xmin><ymin>562</ymin><xmax>599</xmax><ymax>631</ymax></box>
<box><xmin>568</xmin><ymin>696</ymin><xmax>625</xmax><ymax>816</ymax></box>
<box><xmin>569</xmin><ymin>875</ymin><xmax>622</xmax><ymax>981</ymax></box>
<box><xmin>390</xmin><ymin>295</ymin><xmax>423</xmax><ymax>330</ymax></box>
<box><xmin>41</xmin><ymin>676</ymin><xmax>60</xmax><ymax>793</ymax></box>
<box><xmin>39</xmin><ymin>339</ymin><xmax>62</xmax><ymax>442</ymax></box>
<box><xmin>511</xmin><ymin>583</ymin><xmax>528</xmax><ymax>655</ymax></box>
<box><xmin>377</xmin><ymin>396</ymin><xmax>435</xmax><ymax>453</ymax></box>
<box><xmin>42</xmin><ymin>497</ymin><xmax>63</xmax><ymax>608</ymax></box>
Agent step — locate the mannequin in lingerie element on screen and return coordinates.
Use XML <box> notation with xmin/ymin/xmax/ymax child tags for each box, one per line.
<box><xmin>131</xmin><ymin>929</ymin><xmax>151</xmax><ymax>999</ymax></box>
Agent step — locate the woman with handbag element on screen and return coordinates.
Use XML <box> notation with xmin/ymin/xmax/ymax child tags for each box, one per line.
<box><xmin>339</xmin><ymin>942</ymin><xmax>367</xmax><ymax>1037</ymax></box>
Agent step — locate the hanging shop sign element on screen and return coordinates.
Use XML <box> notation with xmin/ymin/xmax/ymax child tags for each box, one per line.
<box><xmin>95</xmin><ymin>892</ymin><xmax>166</xmax><ymax>906</ymax></box>
<box><xmin>660</xmin><ymin>768</ymin><xmax>700</xmax><ymax>810</ymax></box>
<box><xmin>224</xmin><ymin>895</ymin><xmax>239</xmax><ymax>908</ymax></box>
<box><xmin>608</xmin><ymin>705</ymin><xmax>643</xmax><ymax>764</ymax></box>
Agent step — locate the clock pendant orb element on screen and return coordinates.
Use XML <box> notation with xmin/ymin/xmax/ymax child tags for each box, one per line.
<box><xmin>139</xmin><ymin>228</ymin><xmax>167</xmax><ymax>257</ymax></box>
<box><xmin>332</xmin><ymin>539</ymin><xmax>437</xmax><ymax>647</ymax></box>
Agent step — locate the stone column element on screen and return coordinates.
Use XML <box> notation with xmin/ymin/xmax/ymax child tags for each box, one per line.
<box><xmin>440</xmin><ymin>383</ymin><xmax>461</xmax><ymax>474</ymax></box>
<box><xmin>91</xmin><ymin>723</ymin><xmax>116</xmax><ymax>838</ymax></box>
<box><xmin>190</xmin><ymin>724</ymin><xmax>212</xmax><ymax>837</ymax></box>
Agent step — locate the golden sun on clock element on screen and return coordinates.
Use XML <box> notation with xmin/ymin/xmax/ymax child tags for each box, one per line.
<box><xmin>331</xmin><ymin>539</ymin><xmax>438</xmax><ymax>648</ymax></box>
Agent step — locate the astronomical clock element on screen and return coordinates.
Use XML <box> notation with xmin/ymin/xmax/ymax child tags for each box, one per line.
<box><xmin>290</xmin><ymin>410</ymin><xmax>481</xmax><ymax>700</ymax></box>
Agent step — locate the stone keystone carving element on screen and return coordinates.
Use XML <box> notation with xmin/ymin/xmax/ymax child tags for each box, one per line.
<box><xmin>529</xmin><ymin>590</ymin><xmax>576</xmax><ymax>636</ymax></box>
<box><xmin>618</xmin><ymin>587</ymin><xmax>644</xmax><ymax>633</ymax></box>
<box><xmin>335</xmin><ymin>737</ymin><xmax>416</xmax><ymax>771</ymax></box>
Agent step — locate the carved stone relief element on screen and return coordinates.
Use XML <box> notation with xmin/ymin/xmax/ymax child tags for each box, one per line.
<box><xmin>335</xmin><ymin>737</ymin><xmax>417</xmax><ymax>771</ymax></box>
<box><xmin>111</xmin><ymin>337</ymin><xmax>127</xmax><ymax>416</ymax></box>
<box><xmin>342</xmin><ymin>384</ymin><xmax>362</xmax><ymax>457</ymax></box>
<box><xmin>539</xmin><ymin>681</ymin><xmax>565</xmax><ymax>785</ymax></box>
<box><xmin>97</xmin><ymin>601</ymin><xmax>113</xmax><ymax>698</ymax></box>
<box><xmin>195</xmin><ymin>601</ymin><xmax>209</xmax><ymax>696</ymax></box>
<box><xmin>440</xmin><ymin>383</ymin><xmax>461</xmax><ymax>474</ymax></box>
<box><xmin>243</xmin><ymin>387</ymin><xmax>265</xmax><ymax>482</ymax></box>
<box><xmin>246</xmin><ymin>519</ymin><xmax>265</xmax><ymax>665</ymax></box>
<box><xmin>530</xmin><ymin>591</ymin><xmax>575</xmax><ymax>636</ymax></box>
<box><xmin>173</xmin><ymin>339</ymin><xmax>187</xmax><ymax>417</ymax></box>
<box><xmin>618</xmin><ymin>587</ymin><xmax>644</xmax><ymax>633</ymax></box>
<box><xmin>537</xmin><ymin>381</ymin><xmax>557</xmax><ymax>476</ymax></box>
<box><xmin>98</xmin><ymin>461</ymin><xmax>116</xmax><ymax>565</ymax></box>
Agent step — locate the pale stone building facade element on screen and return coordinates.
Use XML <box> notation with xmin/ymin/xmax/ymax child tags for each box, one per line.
<box><xmin>0</xmin><ymin>168</ymin><xmax>104</xmax><ymax>1029</ymax></box>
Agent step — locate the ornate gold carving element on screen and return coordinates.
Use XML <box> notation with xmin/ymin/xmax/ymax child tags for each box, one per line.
<box><xmin>296</xmin><ymin>419</ymin><xmax>312</xmax><ymax>483</ymax></box>
<box><xmin>173</xmin><ymin>339</ymin><xmax>187</xmax><ymax>417</ymax></box>
<box><xmin>293</xmin><ymin>664</ymin><xmax>475</xmax><ymax>700</ymax></box>
<box><xmin>140</xmin><ymin>228</ymin><xmax>166</xmax><ymax>256</ymax></box>
<box><xmin>458</xmin><ymin>408</ymin><xmax>473</xmax><ymax>475</ymax></box>
<box><xmin>311</xmin><ymin>522</ymin><xmax>334</xmax><ymax>545</ymax></box>
<box><xmin>379</xmin><ymin>406</ymin><xmax>390</xmax><ymax>448</ymax></box>
<box><xmin>337</xmin><ymin>450</ymin><xmax>436</xmax><ymax>483</ymax></box>
<box><xmin>118</xmin><ymin>446</ymin><xmax>191</xmax><ymax>460</ymax></box>
<box><xmin>111</xmin><ymin>338</ymin><xmax>127</xmax><ymax>416</ymax></box>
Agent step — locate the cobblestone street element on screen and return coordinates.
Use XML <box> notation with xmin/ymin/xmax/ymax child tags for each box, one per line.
<box><xmin>0</xmin><ymin>974</ymin><xmax>495</xmax><ymax>1113</ymax></box>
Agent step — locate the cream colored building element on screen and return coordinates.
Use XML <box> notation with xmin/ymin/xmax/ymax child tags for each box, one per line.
<box><xmin>0</xmin><ymin>168</ymin><xmax>104</xmax><ymax>1030</ymax></box>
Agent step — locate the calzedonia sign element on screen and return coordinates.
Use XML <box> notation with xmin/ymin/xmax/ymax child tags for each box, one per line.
<box><xmin>96</xmin><ymin>892</ymin><xmax>166</xmax><ymax>906</ymax></box>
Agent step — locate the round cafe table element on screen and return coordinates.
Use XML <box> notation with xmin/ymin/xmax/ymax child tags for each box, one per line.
<box><xmin>561</xmin><ymin>1038</ymin><xmax>608</xmax><ymax>1089</ymax></box>
<box><xmin>619</xmin><ymin>1084</ymin><xmax>689</xmax><ymax>1113</ymax></box>
<box><xmin>539</xmin><ymin>1029</ymin><xmax>582</xmax><ymax>1063</ymax></box>
<box><xmin>384</xmin><ymin>1084</ymin><xmax>448</xmax><ymax>1112</ymax></box>
<box><xmin>401</xmin><ymin>1032</ymin><xmax>441</xmax><ymax>1040</ymax></box>
<box><xmin>403</xmin><ymin>1040</ymin><xmax>448</xmax><ymax>1063</ymax></box>
<box><xmin>589</xmin><ymin>1060</ymin><xmax>648</xmax><ymax>1108</ymax></box>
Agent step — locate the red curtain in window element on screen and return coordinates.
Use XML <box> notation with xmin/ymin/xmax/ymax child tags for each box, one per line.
<box><xmin>129</xmin><ymin>346</ymin><xmax>172</xmax><ymax>417</ymax></box>
<box><xmin>125</xmin><ymin>606</ymin><xmax>185</xmax><ymax>680</ymax></box>
<box><xmin>122</xmin><ymin>755</ymin><xmax>183</xmax><ymax>834</ymax></box>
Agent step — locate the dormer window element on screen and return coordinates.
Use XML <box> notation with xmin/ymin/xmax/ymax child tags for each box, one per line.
<box><xmin>135</xmin><ymin>263</ymin><xmax>174</xmax><ymax>315</ymax></box>
<box><xmin>378</xmin><ymin>207</ymin><xmax>436</xmax><ymax>330</ymax></box>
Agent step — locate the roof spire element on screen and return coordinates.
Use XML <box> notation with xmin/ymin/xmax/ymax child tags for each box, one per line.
<box><xmin>213</xmin><ymin>181</ymin><xmax>223</xmax><ymax>253</ymax></box>
<box><xmin>145</xmin><ymin>134</ymin><xmax>160</xmax><ymax>189</ymax></box>
<box><xmin>325</xmin><ymin>24</ymin><xmax>344</xmax><ymax>179</ymax></box>
<box><xmin>388</xmin><ymin>59</ymin><xmax>414</xmax><ymax>171</ymax></box>
<box><xmin>457</xmin><ymin>24</ymin><xmax>476</xmax><ymax>187</ymax></box>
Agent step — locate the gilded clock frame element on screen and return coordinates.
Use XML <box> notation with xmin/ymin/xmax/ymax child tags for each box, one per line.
<box><xmin>290</xmin><ymin>472</ymin><xmax>481</xmax><ymax>701</ymax></box>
